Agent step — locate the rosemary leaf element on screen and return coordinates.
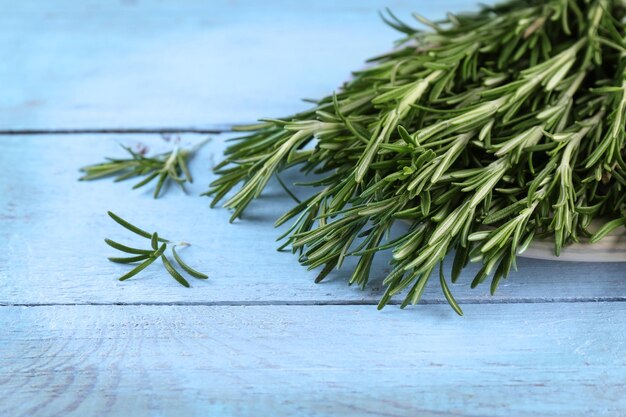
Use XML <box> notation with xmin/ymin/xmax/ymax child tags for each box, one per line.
<box><xmin>104</xmin><ymin>239</ymin><xmax>153</xmax><ymax>255</ymax></box>
<box><xmin>108</xmin><ymin>211</ymin><xmax>169</xmax><ymax>242</ymax></box>
<box><xmin>118</xmin><ymin>244</ymin><xmax>166</xmax><ymax>281</ymax></box>
<box><xmin>107</xmin><ymin>254</ymin><xmax>151</xmax><ymax>264</ymax></box>
<box><xmin>161</xmin><ymin>255</ymin><xmax>191</xmax><ymax>287</ymax></box>
<box><xmin>172</xmin><ymin>246</ymin><xmax>208</xmax><ymax>279</ymax></box>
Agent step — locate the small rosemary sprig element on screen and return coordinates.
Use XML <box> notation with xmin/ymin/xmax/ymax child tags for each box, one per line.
<box><xmin>80</xmin><ymin>139</ymin><xmax>209</xmax><ymax>198</ymax></box>
<box><xmin>208</xmin><ymin>0</ymin><xmax>626</xmax><ymax>314</ymax></box>
<box><xmin>105</xmin><ymin>211</ymin><xmax>208</xmax><ymax>286</ymax></box>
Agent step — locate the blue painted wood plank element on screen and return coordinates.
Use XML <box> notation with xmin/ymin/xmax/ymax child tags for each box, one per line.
<box><xmin>1</xmin><ymin>135</ymin><xmax>624</xmax><ymax>306</ymax></box>
<box><xmin>1</xmin><ymin>303</ymin><xmax>624</xmax><ymax>417</ymax></box>
<box><xmin>1</xmin><ymin>0</ymin><xmax>476</xmax><ymax>130</ymax></box>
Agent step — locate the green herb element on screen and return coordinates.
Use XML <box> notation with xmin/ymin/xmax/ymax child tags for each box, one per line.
<box><xmin>105</xmin><ymin>211</ymin><xmax>208</xmax><ymax>285</ymax></box>
<box><xmin>172</xmin><ymin>246</ymin><xmax>209</xmax><ymax>279</ymax></box>
<box><xmin>80</xmin><ymin>139</ymin><xmax>209</xmax><ymax>198</ymax></box>
<box><xmin>208</xmin><ymin>0</ymin><xmax>626</xmax><ymax>311</ymax></box>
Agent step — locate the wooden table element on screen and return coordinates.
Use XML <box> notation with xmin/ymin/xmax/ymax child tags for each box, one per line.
<box><xmin>1</xmin><ymin>1</ymin><xmax>625</xmax><ymax>416</ymax></box>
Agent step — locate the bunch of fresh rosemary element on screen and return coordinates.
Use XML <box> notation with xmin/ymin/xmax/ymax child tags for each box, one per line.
<box><xmin>208</xmin><ymin>0</ymin><xmax>626</xmax><ymax>313</ymax></box>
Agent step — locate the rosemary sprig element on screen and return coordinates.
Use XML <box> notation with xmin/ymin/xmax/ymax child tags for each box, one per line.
<box><xmin>81</xmin><ymin>139</ymin><xmax>209</xmax><ymax>198</ymax></box>
<box><xmin>105</xmin><ymin>211</ymin><xmax>208</xmax><ymax>286</ymax></box>
<box><xmin>208</xmin><ymin>0</ymin><xmax>626</xmax><ymax>313</ymax></box>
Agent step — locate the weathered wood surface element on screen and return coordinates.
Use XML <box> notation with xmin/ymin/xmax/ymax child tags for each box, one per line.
<box><xmin>1</xmin><ymin>0</ymin><xmax>469</xmax><ymax>131</ymax></box>
<box><xmin>1</xmin><ymin>1</ymin><xmax>625</xmax><ymax>416</ymax></box>
<box><xmin>2</xmin><ymin>304</ymin><xmax>625</xmax><ymax>417</ymax></box>
<box><xmin>1</xmin><ymin>135</ymin><xmax>624</xmax><ymax>307</ymax></box>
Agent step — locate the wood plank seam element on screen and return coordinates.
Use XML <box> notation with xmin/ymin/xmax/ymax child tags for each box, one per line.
<box><xmin>2</xmin><ymin>297</ymin><xmax>626</xmax><ymax>307</ymax></box>
<box><xmin>0</xmin><ymin>128</ymin><xmax>227</xmax><ymax>135</ymax></box>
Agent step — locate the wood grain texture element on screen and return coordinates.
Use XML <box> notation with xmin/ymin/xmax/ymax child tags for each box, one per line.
<box><xmin>1</xmin><ymin>303</ymin><xmax>625</xmax><ymax>417</ymax></box>
<box><xmin>1</xmin><ymin>135</ymin><xmax>624</xmax><ymax>306</ymax></box>
<box><xmin>2</xmin><ymin>1</ymin><xmax>625</xmax><ymax>414</ymax></box>
<box><xmin>1</xmin><ymin>0</ymin><xmax>473</xmax><ymax>131</ymax></box>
